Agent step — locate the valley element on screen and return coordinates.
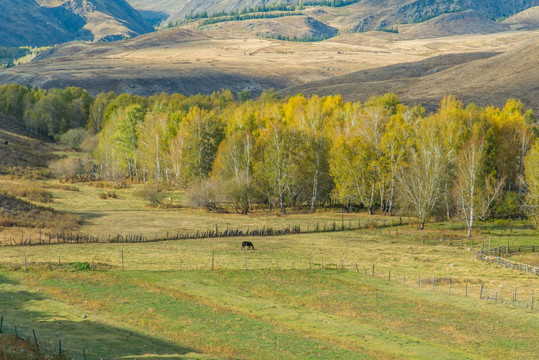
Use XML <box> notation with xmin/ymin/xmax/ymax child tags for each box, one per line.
<box><xmin>0</xmin><ymin>2</ymin><xmax>538</xmax><ymax>359</ymax></box>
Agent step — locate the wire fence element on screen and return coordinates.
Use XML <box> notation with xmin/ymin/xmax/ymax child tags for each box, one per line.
<box><xmin>6</xmin><ymin>253</ymin><xmax>537</xmax><ymax>312</ymax></box>
<box><xmin>0</xmin><ymin>315</ymin><xmax>80</xmax><ymax>359</ymax></box>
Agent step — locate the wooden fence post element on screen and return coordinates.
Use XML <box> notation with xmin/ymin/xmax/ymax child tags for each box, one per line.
<box><xmin>24</xmin><ymin>257</ymin><xmax>27</xmax><ymax>272</ymax></box>
<box><xmin>449</xmin><ymin>278</ymin><xmax>452</xmax><ymax>294</ymax></box>
<box><xmin>32</xmin><ymin>329</ymin><xmax>39</xmax><ymax>351</ymax></box>
<box><xmin>480</xmin><ymin>283</ymin><xmax>484</xmax><ymax>299</ymax></box>
<box><xmin>243</xmin><ymin>248</ymin><xmax>247</xmax><ymax>270</ymax></box>
<box><xmin>465</xmin><ymin>280</ymin><xmax>468</xmax><ymax>297</ymax></box>
<box><xmin>388</xmin><ymin>270</ymin><xmax>391</xmax><ymax>281</ymax></box>
<box><xmin>432</xmin><ymin>275</ymin><xmax>435</xmax><ymax>291</ymax></box>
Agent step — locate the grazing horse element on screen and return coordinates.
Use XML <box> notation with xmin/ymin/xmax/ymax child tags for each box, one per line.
<box><xmin>241</xmin><ymin>241</ymin><xmax>255</xmax><ymax>250</ymax></box>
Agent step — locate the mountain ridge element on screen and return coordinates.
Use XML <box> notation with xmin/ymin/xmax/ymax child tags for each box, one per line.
<box><xmin>0</xmin><ymin>0</ymin><xmax>154</xmax><ymax>47</ymax></box>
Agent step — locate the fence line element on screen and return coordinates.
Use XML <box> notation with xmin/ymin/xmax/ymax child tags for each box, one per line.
<box><xmin>2</xmin><ymin>218</ymin><xmax>418</xmax><ymax>247</ymax></box>
<box><xmin>0</xmin><ymin>315</ymin><xmax>78</xmax><ymax>359</ymax></box>
<box><xmin>9</xmin><ymin>253</ymin><xmax>536</xmax><ymax>312</ymax></box>
<box><xmin>476</xmin><ymin>245</ymin><xmax>539</xmax><ymax>275</ymax></box>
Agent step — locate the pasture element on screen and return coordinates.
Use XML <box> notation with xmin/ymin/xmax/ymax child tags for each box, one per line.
<box><xmin>0</xmin><ymin>181</ymin><xmax>537</xmax><ymax>359</ymax></box>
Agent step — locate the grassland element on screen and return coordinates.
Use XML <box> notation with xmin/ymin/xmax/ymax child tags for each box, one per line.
<box><xmin>0</xmin><ymin>179</ymin><xmax>537</xmax><ymax>359</ymax></box>
<box><xmin>0</xmin><ymin>263</ymin><xmax>537</xmax><ymax>359</ymax></box>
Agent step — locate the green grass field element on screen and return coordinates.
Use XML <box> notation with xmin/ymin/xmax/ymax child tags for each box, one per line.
<box><xmin>0</xmin><ymin>266</ymin><xmax>537</xmax><ymax>359</ymax></box>
<box><xmin>0</xmin><ymin>180</ymin><xmax>538</xmax><ymax>359</ymax></box>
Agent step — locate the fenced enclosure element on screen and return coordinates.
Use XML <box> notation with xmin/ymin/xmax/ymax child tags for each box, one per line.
<box><xmin>476</xmin><ymin>245</ymin><xmax>539</xmax><ymax>275</ymax></box>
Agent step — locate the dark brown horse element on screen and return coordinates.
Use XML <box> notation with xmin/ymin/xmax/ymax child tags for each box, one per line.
<box><xmin>241</xmin><ymin>241</ymin><xmax>255</xmax><ymax>250</ymax></box>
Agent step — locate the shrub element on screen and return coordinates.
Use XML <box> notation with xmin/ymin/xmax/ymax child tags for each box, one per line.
<box><xmin>72</xmin><ymin>261</ymin><xmax>91</xmax><ymax>271</ymax></box>
<box><xmin>58</xmin><ymin>128</ymin><xmax>89</xmax><ymax>150</ymax></box>
<box><xmin>494</xmin><ymin>192</ymin><xmax>522</xmax><ymax>219</ymax></box>
<box><xmin>0</xmin><ymin>181</ymin><xmax>53</xmax><ymax>203</ymax></box>
<box><xmin>98</xmin><ymin>192</ymin><xmax>107</xmax><ymax>199</ymax></box>
<box><xmin>49</xmin><ymin>156</ymin><xmax>93</xmax><ymax>182</ymax></box>
<box><xmin>135</xmin><ymin>181</ymin><xmax>165</xmax><ymax>207</ymax></box>
<box><xmin>185</xmin><ymin>180</ymin><xmax>223</xmax><ymax>211</ymax></box>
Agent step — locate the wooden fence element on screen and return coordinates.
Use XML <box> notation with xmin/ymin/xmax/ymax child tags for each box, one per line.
<box><xmin>476</xmin><ymin>245</ymin><xmax>539</xmax><ymax>275</ymax></box>
<box><xmin>2</xmin><ymin>218</ymin><xmax>414</xmax><ymax>246</ymax></box>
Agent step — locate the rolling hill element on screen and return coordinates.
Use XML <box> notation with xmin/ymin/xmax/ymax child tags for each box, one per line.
<box><xmin>503</xmin><ymin>6</ymin><xmax>539</xmax><ymax>30</ymax></box>
<box><xmin>399</xmin><ymin>10</ymin><xmax>509</xmax><ymax>38</ymax></box>
<box><xmin>0</xmin><ymin>0</ymin><xmax>154</xmax><ymax>47</ymax></box>
<box><xmin>281</xmin><ymin>37</ymin><xmax>539</xmax><ymax>113</ymax></box>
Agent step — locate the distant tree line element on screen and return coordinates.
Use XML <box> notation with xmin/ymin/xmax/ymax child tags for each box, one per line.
<box><xmin>173</xmin><ymin>0</ymin><xmax>360</xmax><ymax>27</ymax></box>
<box><xmin>0</xmin><ymin>83</ymin><xmax>538</xmax><ymax>230</ymax></box>
<box><xmin>198</xmin><ymin>12</ymin><xmax>304</xmax><ymax>27</ymax></box>
<box><xmin>257</xmin><ymin>31</ymin><xmax>333</xmax><ymax>42</ymax></box>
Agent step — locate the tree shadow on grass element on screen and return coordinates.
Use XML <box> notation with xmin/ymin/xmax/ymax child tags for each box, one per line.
<box><xmin>0</xmin><ymin>274</ymin><xmax>201</xmax><ymax>359</ymax></box>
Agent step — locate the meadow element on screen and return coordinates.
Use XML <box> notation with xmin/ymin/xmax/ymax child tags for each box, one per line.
<box><xmin>0</xmin><ymin>181</ymin><xmax>538</xmax><ymax>359</ymax></box>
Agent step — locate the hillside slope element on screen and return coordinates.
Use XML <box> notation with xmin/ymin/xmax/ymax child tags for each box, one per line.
<box><xmin>281</xmin><ymin>38</ymin><xmax>539</xmax><ymax>113</ymax></box>
<box><xmin>400</xmin><ymin>10</ymin><xmax>509</xmax><ymax>38</ymax></box>
<box><xmin>503</xmin><ymin>6</ymin><xmax>539</xmax><ymax>30</ymax></box>
<box><xmin>351</xmin><ymin>0</ymin><xmax>534</xmax><ymax>32</ymax></box>
<box><xmin>134</xmin><ymin>0</ymin><xmax>534</xmax><ymax>31</ymax></box>
<box><xmin>0</xmin><ymin>115</ymin><xmax>54</xmax><ymax>174</ymax></box>
<box><xmin>0</xmin><ymin>0</ymin><xmax>153</xmax><ymax>47</ymax></box>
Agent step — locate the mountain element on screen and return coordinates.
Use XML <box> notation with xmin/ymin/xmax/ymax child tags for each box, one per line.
<box><xmin>0</xmin><ymin>0</ymin><xmax>537</xmax><ymax>113</ymax></box>
<box><xmin>126</xmin><ymin>0</ymin><xmax>534</xmax><ymax>32</ymax></box>
<box><xmin>0</xmin><ymin>0</ymin><xmax>154</xmax><ymax>47</ymax></box>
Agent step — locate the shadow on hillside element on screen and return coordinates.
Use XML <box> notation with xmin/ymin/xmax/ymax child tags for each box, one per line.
<box><xmin>0</xmin><ymin>274</ymin><xmax>198</xmax><ymax>359</ymax></box>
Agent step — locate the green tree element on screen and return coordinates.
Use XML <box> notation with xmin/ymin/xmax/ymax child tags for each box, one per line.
<box><xmin>524</xmin><ymin>142</ymin><xmax>539</xmax><ymax>227</ymax></box>
<box><xmin>178</xmin><ymin>106</ymin><xmax>225</xmax><ymax>183</ymax></box>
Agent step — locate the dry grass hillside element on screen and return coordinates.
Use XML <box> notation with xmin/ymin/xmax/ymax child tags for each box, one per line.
<box><xmin>0</xmin><ymin>115</ymin><xmax>54</xmax><ymax>175</ymax></box>
<box><xmin>282</xmin><ymin>36</ymin><xmax>539</xmax><ymax>113</ymax></box>
<box><xmin>202</xmin><ymin>15</ymin><xmax>338</xmax><ymax>40</ymax></box>
<box><xmin>399</xmin><ymin>10</ymin><xmax>509</xmax><ymax>39</ymax></box>
<box><xmin>503</xmin><ymin>6</ymin><xmax>539</xmax><ymax>30</ymax></box>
